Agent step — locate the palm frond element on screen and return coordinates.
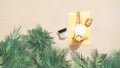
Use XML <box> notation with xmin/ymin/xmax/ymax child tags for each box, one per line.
<box><xmin>41</xmin><ymin>46</ymin><xmax>71</xmax><ymax>68</ymax></box>
<box><xmin>71</xmin><ymin>51</ymin><xmax>89</xmax><ymax>68</ymax></box>
<box><xmin>22</xmin><ymin>25</ymin><xmax>54</xmax><ymax>68</ymax></box>
<box><xmin>24</xmin><ymin>25</ymin><xmax>53</xmax><ymax>53</ymax></box>
<box><xmin>0</xmin><ymin>27</ymin><xmax>33</xmax><ymax>68</ymax></box>
<box><xmin>106</xmin><ymin>50</ymin><xmax>120</xmax><ymax>68</ymax></box>
<box><xmin>90</xmin><ymin>49</ymin><xmax>107</xmax><ymax>68</ymax></box>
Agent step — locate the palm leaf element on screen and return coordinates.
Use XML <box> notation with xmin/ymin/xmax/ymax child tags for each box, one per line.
<box><xmin>24</xmin><ymin>25</ymin><xmax>53</xmax><ymax>53</ymax></box>
<box><xmin>0</xmin><ymin>27</ymin><xmax>33</xmax><ymax>68</ymax></box>
<box><xmin>106</xmin><ymin>50</ymin><xmax>120</xmax><ymax>68</ymax></box>
<box><xmin>90</xmin><ymin>49</ymin><xmax>107</xmax><ymax>68</ymax></box>
<box><xmin>42</xmin><ymin>46</ymin><xmax>71</xmax><ymax>68</ymax></box>
<box><xmin>71</xmin><ymin>51</ymin><xmax>89</xmax><ymax>68</ymax></box>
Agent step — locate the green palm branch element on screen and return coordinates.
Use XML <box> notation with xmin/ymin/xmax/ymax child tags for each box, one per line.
<box><xmin>0</xmin><ymin>27</ymin><xmax>34</xmax><ymax>68</ymax></box>
<box><xmin>71</xmin><ymin>51</ymin><xmax>89</xmax><ymax>68</ymax></box>
<box><xmin>22</xmin><ymin>25</ymin><xmax>55</xmax><ymax>68</ymax></box>
<box><xmin>24</xmin><ymin>25</ymin><xmax>53</xmax><ymax>53</ymax></box>
<box><xmin>41</xmin><ymin>46</ymin><xmax>71</xmax><ymax>68</ymax></box>
<box><xmin>71</xmin><ymin>49</ymin><xmax>108</xmax><ymax>68</ymax></box>
<box><xmin>0</xmin><ymin>27</ymin><xmax>21</xmax><ymax>68</ymax></box>
<box><xmin>106</xmin><ymin>50</ymin><xmax>120</xmax><ymax>68</ymax></box>
<box><xmin>90</xmin><ymin>49</ymin><xmax>107</xmax><ymax>68</ymax></box>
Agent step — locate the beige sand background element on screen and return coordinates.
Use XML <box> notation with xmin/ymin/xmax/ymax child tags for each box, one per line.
<box><xmin>0</xmin><ymin>0</ymin><xmax>120</xmax><ymax>56</ymax></box>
